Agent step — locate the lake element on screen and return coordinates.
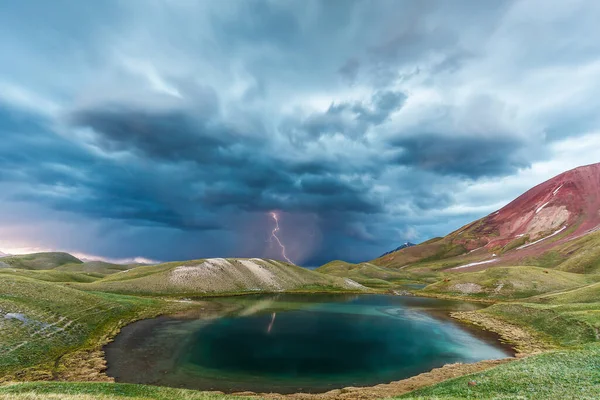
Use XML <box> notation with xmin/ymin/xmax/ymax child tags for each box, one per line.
<box><xmin>104</xmin><ymin>294</ymin><xmax>512</xmax><ymax>394</ymax></box>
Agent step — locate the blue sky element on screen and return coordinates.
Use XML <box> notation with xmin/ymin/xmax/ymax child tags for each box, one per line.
<box><xmin>1</xmin><ymin>0</ymin><xmax>600</xmax><ymax>265</ymax></box>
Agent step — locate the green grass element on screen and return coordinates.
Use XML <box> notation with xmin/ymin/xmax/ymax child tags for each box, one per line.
<box><xmin>420</xmin><ymin>266</ymin><xmax>598</xmax><ymax>300</ymax></box>
<box><xmin>0</xmin><ymin>269</ymin><xmax>102</xmax><ymax>283</ymax></box>
<box><xmin>519</xmin><ymin>230</ymin><xmax>600</xmax><ymax>274</ymax></box>
<box><xmin>500</xmin><ymin>235</ymin><xmax>530</xmax><ymax>253</ymax></box>
<box><xmin>394</xmin><ymin>343</ymin><xmax>600</xmax><ymax>399</ymax></box>
<box><xmin>0</xmin><ymin>275</ymin><xmax>187</xmax><ymax>378</ymax></box>
<box><xmin>0</xmin><ymin>382</ymin><xmax>251</xmax><ymax>400</ymax></box>
<box><xmin>522</xmin><ymin>250</ymin><xmax>567</xmax><ymax>269</ymax></box>
<box><xmin>0</xmin><ymin>253</ymin><xmax>82</xmax><ymax>270</ymax></box>
<box><xmin>529</xmin><ymin>281</ymin><xmax>600</xmax><ymax>304</ymax></box>
<box><xmin>56</xmin><ymin>261</ymin><xmax>131</xmax><ymax>276</ymax></box>
<box><xmin>482</xmin><ymin>303</ymin><xmax>599</xmax><ymax>347</ymax></box>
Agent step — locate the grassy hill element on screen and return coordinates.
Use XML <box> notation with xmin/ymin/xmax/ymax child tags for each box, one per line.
<box><xmin>56</xmin><ymin>261</ymin><xmax>131</xmax><ymax>276</ymax></box>
<box><xmin>420</xmin><ymin>266</ymin><xmax>599</xmax><ymax>300</ymax></box>
<box><xmin>0</xmin><ymin>253</ymin><xmax>82</xmax><ymax>270</ymax></box>
<box><xmin>74</xmin><ymin>258</ymin><xmax>366</xmax><ymax>296</ymax></box>
<box><xmin>0</xmin><ymin>268</ymin><xmax>101</xmax><ymax>283</ymax></box>
<box><xmin>315</xmin><ymin>260</ymin><xmax>423</xmax><ymax>288</ymax></box>
<box><xmin>371</xmin><ymin>237</ymin><xmax>465</xmax><ymax>270</ymax></box>
<box><xmin>518</xmin><ymin>230</ymin><xmax>600</xmax><ymax>273</ymax></box>
<box><xmin>528</xmin><ymin>281</ymin><xmax>600</xmax><ymax>304</ymax></box>
<box><xmin>0</xmin><ymin>274</ymin><xmax>189</xmax><ymax>380</ymax></box>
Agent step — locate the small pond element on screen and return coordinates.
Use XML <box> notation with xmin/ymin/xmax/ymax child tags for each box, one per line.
<box><xmin>105</xmin><ymin>294</ymin><xmax>512</xmax><ymax>394</ymax></box>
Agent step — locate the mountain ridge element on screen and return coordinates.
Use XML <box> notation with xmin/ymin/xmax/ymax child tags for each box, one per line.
<box><xmin>379</xmin><ymin>242</ymin><xmax>416</xmax><ymax>258</ymax></box>
<box><xmin>372</xmin><ymin>162</ymin><xmax>600</xmax><ymax>272</ymax></box>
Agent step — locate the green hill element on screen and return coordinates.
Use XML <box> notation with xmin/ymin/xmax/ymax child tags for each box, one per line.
<box><xmin>75</xmin><ymin>258</ymin><xmax>366</xmax><ymax>296</ymax></box>
<box><xmin>0</xmin><ymin>268</ymin><xmax>101</xmax><ymax>283</ymax></box>
<box><xmin>522</xmin><ymin>230</ymin><xmax>600</xmax><ymax>273</ymax></box>
<box><xmin>420</xmin><ymin>266</ymin><xmax>597</xmax><ymax>300</ymax></box>
<box><xmin>0</xmin><ymin>274</ymin><xmax>185</xmax><ymax>380</ymax></box>
<box><xmin>529</xmin><ymin>281</ymin><xmax>600</xmax><ymax>304</ymax></box>
<box><xmin>57</xmin><ymin>261</ymin><xmax>131</xmax><ymax>276</ymax></box>
<box><xmin>315</xmin><ymin>260</ymin><xmax>424</xmax><ymax>288</ymax></box>
<box><xmin>0</xmin><ymin>252</ymin><xmax>82</xmax><ymax>270</ymax></box>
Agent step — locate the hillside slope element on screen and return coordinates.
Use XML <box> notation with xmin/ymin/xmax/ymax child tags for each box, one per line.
<box><xmin>380</xmin><ymin>242</ymin><xmax>416</xmax><ymax>258</ymax></box>
<box><xmin>0</xmin><ymin>274</ymin><xmax>184</xmax><ymax>379</ymax></box>
<box><xmin>528</xmin><ymin>281</ymin><xmax>600</xmax><ymax>304</ymax></box>
<box><xmin>0</xmin><ymin>252</ymin><xmax>83</xmax><ymax>270</ymax></box>
<box><xmin>76</xmin><ymin>258</ymin><xmax>366</xmax><ymax>295</ymax></box>
<box><xmin>316</xmin><ymin>260</ymin><xmax>424</xmax><ymax>288</ymax></box>
<box><xmin>57</xmin><ymin>261</ymin><xmax>131</xmax><ymax>276</ymax></box>
<box><xmin>372</xmin><ymin>162</ymin><xmax>600</xmax><ymax>273</ymax></box>
<box><xmin>420</xmin><ymin>266</ymin><xmax>598</xmax><ymax>300</ymax></box>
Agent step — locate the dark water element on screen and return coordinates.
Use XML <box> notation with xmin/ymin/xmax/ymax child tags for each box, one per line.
<box><xmin>105</xmin><ymin>294</ymin><xmax>512</xmax><ymax>394</ymax></box>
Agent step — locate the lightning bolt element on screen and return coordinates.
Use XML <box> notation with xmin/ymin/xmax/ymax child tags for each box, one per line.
<box><xmin>269</xmin><ymin>212</ymin><xmax>294</xmax><ymax>264</ymax></box>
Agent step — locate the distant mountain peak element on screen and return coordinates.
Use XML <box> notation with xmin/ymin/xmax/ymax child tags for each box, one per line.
<box><xmin>380</xmin><ymin>242</ymin><xmax>416</xmax><ymax>257</ymax></box>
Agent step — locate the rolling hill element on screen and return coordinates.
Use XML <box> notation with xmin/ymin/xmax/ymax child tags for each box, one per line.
<box><xmin>420</xmin><ymin>266</ymin><xmax>599</xmax><ymax>300</ymax></box>
<box><xmin>0</xmin><ymin>252</ymin><xmax>83</xmax><ymax>270</ymax></box>
<box><xmin>315</xmin><ymin>260</ymin><xmax>425</xmax><ymax>288</ymax></box>
<box><xmin>56</xmin><ymin>261</ymin><xmax>131</xmax><ymax>275</ymax></box>
<box><xmin>75</xmin><ymin>258</ymin><xmax>366</xmax><ymax>296</ymax></box>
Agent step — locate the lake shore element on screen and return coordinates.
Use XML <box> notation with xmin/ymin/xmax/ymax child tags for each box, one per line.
<box><xmin>232</xmin><ymin>308</ymin><xmax>545</xmax><ymax>399</ymax></box>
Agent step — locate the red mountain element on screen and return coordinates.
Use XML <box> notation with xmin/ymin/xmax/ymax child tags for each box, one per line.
<box><xmin>373</xmin><ymin>162</ymin><xmax>600</xmax><ymax>270</ymax></box>
<box><xmin>458</xmin><ymin>162</ymin><xmax>600</xmax><ymax>250</ymax></box>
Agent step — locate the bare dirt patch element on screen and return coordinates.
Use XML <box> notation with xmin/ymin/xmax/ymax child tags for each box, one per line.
<box><xmin>451</xmin><ymin>283</ymin><xmax>483</xmax><ymax>294</ymax></box>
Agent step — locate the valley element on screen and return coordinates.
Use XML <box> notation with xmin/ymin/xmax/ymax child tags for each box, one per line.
<box><xmin>1</xmin><ymin>163</ymin><xmax>600</xmax><ymax>399</ymax></box>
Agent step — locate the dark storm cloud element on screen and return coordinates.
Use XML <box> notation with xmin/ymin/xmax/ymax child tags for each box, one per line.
<box><xmin>70</xmin><ymin>108</ymin><xmax>242</xmax><ymax>163</ymax></box>
<box><xmin>390</xmin><ymin>134</ymin><xmax>530</xmax><ymax>178</ymax></box>
<box><xmin>67</xmin><ymin>100</ymin><xmax>381</xmax><ymax>217</ymax></box>
<box><xmin>0</xmin><ymin>104</ymin><xmax>223</xmax><ymax>231</ymax></box>
<box><xmin>281</xmin><ymin>90</ymin><xmax>406</xmax><ymax>142</ymax></box>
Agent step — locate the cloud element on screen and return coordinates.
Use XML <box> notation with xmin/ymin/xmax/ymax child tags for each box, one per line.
<box><xmin>390</xmin><ymin>134</ymin><xmax>529</xmax><ymax>178</ymax></box>
<box><xmin>281</xmin><ymin>90</ymin><xmax>406</xmax><ymax>142</ymax></box>
<box><xmin>1</xmin><ymin>0</ymin><xmax>600</xmax><ymax>265</ymax></box>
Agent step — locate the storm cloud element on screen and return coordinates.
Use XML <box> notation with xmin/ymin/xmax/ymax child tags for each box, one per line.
<box><xmin>1</xmin><ymin>0</ymin><xmax>600</xmax><ymax>265</ymax></box>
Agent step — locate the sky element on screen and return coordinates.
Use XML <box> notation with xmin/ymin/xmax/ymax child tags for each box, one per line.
<box><xmin>1</xmin><ymin>0</ymin><xmax>600</xmax><ymax>266</ymax></box>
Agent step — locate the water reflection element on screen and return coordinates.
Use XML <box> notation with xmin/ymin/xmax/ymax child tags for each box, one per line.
<box><xmin>105</xmin><ymin>294</ymin><xmax>511</xmax><ymax>394</ymax></box>
<box><xmin>267</xmin><ymin>312</ymin><xmax>276</xmax><ymax>334</ymax></box>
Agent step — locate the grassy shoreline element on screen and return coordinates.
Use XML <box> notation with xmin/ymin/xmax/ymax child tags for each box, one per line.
<box><xmin>0</xmin><ymin>307</ymin><xmax>524</xmax><ymax>400</ymax></box>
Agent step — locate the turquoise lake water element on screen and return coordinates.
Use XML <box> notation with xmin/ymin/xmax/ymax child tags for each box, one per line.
<box><xmin>105</xmin><ymin>294</ymin><xmax>512</xmax><ymax>393</ymax></box>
